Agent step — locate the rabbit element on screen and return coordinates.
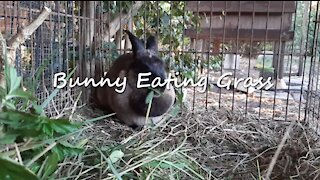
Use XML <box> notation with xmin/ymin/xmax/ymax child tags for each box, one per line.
<box><xmin>91</xmin><ymin>30</ymin><xmax>176</xmax><ymax>130</ymax></box>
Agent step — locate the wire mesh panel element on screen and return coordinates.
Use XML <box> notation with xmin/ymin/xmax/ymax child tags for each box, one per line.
<box><xmin>304</xmin><ymin>1</ymin><xmax>320</xmax><ymax>134</ymax></box>
<box><xmin>0</xmin><ymin>1</ymin><xmax>88</xmax><ymax>117</ymax></box>
<box><xmin>0</xmin><ymin>1</ymin><xmax>319</xmax><ymax>134</ymax></box>
<box><xmin>181</xmin><ymin>1</ymin><xmax>320</xmax><ymax>133</ymax></box>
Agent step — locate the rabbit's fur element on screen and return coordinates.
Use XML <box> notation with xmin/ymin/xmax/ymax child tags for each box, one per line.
<box><xmin>91</xmin><ymin>30</ymin><xmax>176</xmax><ymax>129</ymax></box>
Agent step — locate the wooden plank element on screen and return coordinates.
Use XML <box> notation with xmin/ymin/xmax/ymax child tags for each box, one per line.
<box><xmin>184</xmin><ymin>28</ymin><xmax>294</xmax><ymax>41</ymax></box>
<box><xmin>199</xmin><ymin>13</ymin><xmax>292</xmax><ymax>30</ymax></box>
<box><xmin>272</xmin><ymin>41</ymin><xmax>286</xmax><ymax>79</ymax></box>
<box><xmin>186</xmin><ymin>1</ymin><xmax>296</xmax><ymax>13</ymax></box>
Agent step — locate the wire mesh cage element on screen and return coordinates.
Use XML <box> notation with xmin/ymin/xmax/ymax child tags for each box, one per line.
<box><xmin>0</xmin><ymin>1</ymin><xmax>319</xmax><ymax>134</ymax></box>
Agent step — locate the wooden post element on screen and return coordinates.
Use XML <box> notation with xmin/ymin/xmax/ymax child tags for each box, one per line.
<box><xmin>273</xmin><ymin>41</ymin><xmax>285</xmax><ymax>79</ymax></box>
<box><xmin>272</xmin><ymin>41</ymin><xmax>280</xmax><ymax>79</ymax></box>
<box><xmin>278</xmin><ymin>41</ymin><xmax>286</xmax><ymax>79</ymax></box>
<box><xmin>272</xmin><ymin>41</ymin><xmax>287</xmax><ymax>89</ymax></box>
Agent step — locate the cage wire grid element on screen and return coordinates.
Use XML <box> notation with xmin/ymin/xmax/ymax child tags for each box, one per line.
<box><xmin>0</xmin><ymin>1</ymin><xmax>319</xmax><ymax>133</ymax></box>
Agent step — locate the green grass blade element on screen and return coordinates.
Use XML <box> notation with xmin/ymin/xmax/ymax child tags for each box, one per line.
<box><xmin>41</xmin><ymin>67</ymin><xmax>77</xmax><ymax>109</ymax></box>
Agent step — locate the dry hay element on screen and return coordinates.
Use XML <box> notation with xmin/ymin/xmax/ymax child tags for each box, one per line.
<box><xmin>184</xmin><ymin>84</ymin><xmax>306</xmax><ymax>122</ymax></box>
<box><xmin>64</xmin><ymin>91</ymin><xmax>320</xmax><ymax>180</ymax></box>
<box><xmin>59</xmin><ymin>53</ymin><xmax>319</xmax><ymax>179</ymax></box>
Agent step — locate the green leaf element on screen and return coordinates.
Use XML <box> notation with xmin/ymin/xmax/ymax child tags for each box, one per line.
<box><xmin>6</xmin><ymin>66</ymin><xmax>22</xmax><ymax>94</ymax></box>
<box><xmin>59</xmin><ymin>140</ymin><xmax>77</xmax><ymax>149</ymax></box>
<box><xmin>42</xmin><ymin>124</ymin><xmax>53</xmax><ymax>137</ymax></box>
<box><xmin>0</xmin><ymin>134</ymin><xmax>18</xmax><ymax>145</ymax></box>
<box><xmin>5</xmin><ymin>89</ymin><xmax>38</xmax><ymax>101</ymax></box>
<box><xmin>0</xmin><ymin>157</ymin><xmax>39</xmax><ymax>180</ymax></box>
<box><xmin>49</xmin><ymin>120</ymin><xmax>80</xmax><ymax>135</ymax></box>
<box><xmin>0</xmin><ymin>109</ymin><xmax>79</xmax><ymax>138</ymax></box>
<box><xmin>135</xmin><ymin>29</ymin><xmax>143</xmax><ymax>38</ymax></box>
<box><xmin>170</xmin><ymin>104</ymin><xmax>181</xmax><ymax>117</ymax></box>
<box><xmin>31</xmin><ymin>102</ymin><xmax>44</xmax><ymax>115</ymax></box>
<box><xmin>109</xmin><ymin>150</ymin><xmax>124</xmax><ymax>163</ymax></box>
<box><xmin>0</xmin><ymin>109</ymin><xmax>39</xmax><ymax>125</ymax></box>
<box><xmin>145</xmin><ymin>90</ymin><xmax>154</xmax><ymax>104</ymax></box>
<box><xmin>42</xmin><ymin>152</ymin><xmax>59</xmax><ymax>178</ymax></box>
<box><xmin>0</xmin><ymin>86</ymin><xmax>6</xmax><ymax>99</ymax></box>
<box><xmin>29</xmin><ymin>163</ymin><xmax>40</xmax><ymax>177</ymax></box>
<box><xmin>75</xmin><ymin>138</ymin><xmax>88</xmax><ymax>148</ymax></box>
<box><xmin>53</xmin><ymin>142</ymin><xmax>83</xmax><ymax>159</ymax></box>
<box><xmin>64</xmin><ymin>147</ymin><xmax>83</xmax><ymax>157</ymax></box>
<box><xmin>107</xmin><ymin>158</ymin><xmax>123</xmax><ymax>180</ymax></box>
<box><xmin>51</xmin><ymin>147</ymin><xmax>64</xmax><ymax>161</ymax></box>
<box><xmin>2</xmin><ymin>102</ymin><xmax>16</xmax><ymax>110</ymax></box>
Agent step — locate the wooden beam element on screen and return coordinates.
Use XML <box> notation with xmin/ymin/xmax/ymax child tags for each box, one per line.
<box><xmin>186</xmin><ymin>1</ymin><xmax>296</xmax><ymax>14</ymax></box>
<box><xmin>199</xmin><ymin>13</ymin><xmax>292</xmax><ymax>30</ymax></box>
<box><xmin>184</xmin><ymin>28</ymin><xmax>294</xmax><ymax>41</ymax></box>
<box><xmin>103</xmin><ymin>1</ymin><xmax>143</xmax><ymax>41</ymax></box>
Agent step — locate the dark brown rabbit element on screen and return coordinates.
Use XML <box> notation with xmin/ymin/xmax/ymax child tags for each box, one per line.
<box><xmin>91</xmin><ymin>30</ymin><xmax>175</xmax><ymax>129</ymax></box>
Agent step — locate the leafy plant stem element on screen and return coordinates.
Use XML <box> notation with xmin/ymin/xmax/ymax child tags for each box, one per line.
<box><xmin>26</xmin><ymin>142</ymin><xmax>57</xmax><ymax>168</ymax></box>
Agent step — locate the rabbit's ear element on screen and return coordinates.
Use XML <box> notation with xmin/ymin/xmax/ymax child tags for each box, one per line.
<box><xmin>146</xmin><ymin>36</ymin><xmax>158</xmax><ymax>54</ymax></box>
<box><xmin>124</xmin><ymin>30</ymin><xmax>145</xmax><ymax>57</ymax></box>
